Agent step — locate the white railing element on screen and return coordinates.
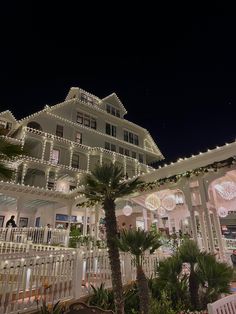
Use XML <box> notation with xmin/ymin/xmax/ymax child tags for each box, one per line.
<box><xmin>0</xmin><ymin>227</ymin><xmax>70</xmax><ymax>247</ymax></box>
<box><xmin>207</xmin><ymin>294</ymin><xmax>236</xmax><ymax>314</ymax></box>
<box><xmin>0</xmin><ymin>247</ymin><xmax>165</xmax><ymax>314</ymax></box>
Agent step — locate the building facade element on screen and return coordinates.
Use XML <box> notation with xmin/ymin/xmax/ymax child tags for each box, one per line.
<box><xmin>0</xmin><ymin>87</ymin><xmax>163</xmax><ymax>230</ymax></box>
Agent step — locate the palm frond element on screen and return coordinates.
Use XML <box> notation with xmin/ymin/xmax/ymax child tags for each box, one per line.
<box><xmin>0</xmin><ymin>163</ymin><xmax>14</xmax><ymax>179</ymax></box>
<box><xmin>0</xmin><ymin>137</ymin><xmax>24</xmax><ymax>159</ymax></box>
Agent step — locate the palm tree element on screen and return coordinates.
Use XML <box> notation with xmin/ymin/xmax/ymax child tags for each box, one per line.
<box><xmin>117</xmin><ymin>228</ymin><xmax>161</xmax><ymax>314</ymax></box>
<box><xmin>0</xmin><ymin>137</ymin><xmax>23</xmax><ymax>179</ymax></box>
<box><xmin>81</xmin><ymin>163</ymin><xmax>142</xmax><ymax>314</ymax></box>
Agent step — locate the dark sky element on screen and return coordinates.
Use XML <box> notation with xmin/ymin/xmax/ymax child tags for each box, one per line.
<box><xmin>0</xmin><ymin>5</ymin><xmax>236</xmax><ymax>165</ymax></box>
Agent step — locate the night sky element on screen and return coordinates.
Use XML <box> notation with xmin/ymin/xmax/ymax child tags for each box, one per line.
<box><xmin>0</xmin><ymin>6</ymin><xmax>236</xmax><ymax>165</ymax></box>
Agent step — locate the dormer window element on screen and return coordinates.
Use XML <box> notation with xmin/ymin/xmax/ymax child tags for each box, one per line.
<box><xmin>106</xmin><ymin>104</ymin><xmax>120</xmax><ymax>117</ymax></box>
<box><xmin>80</xmin><ymin>93</ymin><xmax>98</xmax><ymax>106</ymax></box>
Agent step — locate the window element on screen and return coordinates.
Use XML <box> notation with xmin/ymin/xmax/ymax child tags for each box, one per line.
<box><xmin>75</xmin><ymin>132</ymin><xmax>82</xmax><ymax>144</ymax></box>
<box><xmin>106</xmin><ymin>104</ymin><xmax>111</xmax><ymax>113</ymax></box>
<box><xmin>124</xmin><ymin>130</ymin><xmax>129</xmax><ymax>142</ymax></box>
<box><xmin>106</xmin><ymin>104</ymin><xmax>121</xmax><ymax>118</ymax></box>
<box><xmin>111</xmin><ymin>144</ymin><xmax>116</xmax><ymax>152</ymax></box>
<box><xmin>105</xmin><ymin>142</ymin><xmax>110</xmax><ymax>150</ymax></box>
<box><xmin>91</xmin><ymin>118</ymin><xmax>97</xmax><ymax>129</ymax></box>
<box><xmin>51</xmin><ymin>149</ymin><xmax>60</xmax><ymax>164</ymax></box>
<box><xmin>139</xmin><ymin>154</ymin><xmax>144</xmax><ymax>163</ymax></box>
<box><xmin>56</xmin><ymin>125</ymin><xmax>63</xmax><ymax>137</ymax></box>
<box><xmin>132</xmin><ymin>151</ymin><xmax>137</xmax><ymax>159</ymax></box>
<box><xmin>80</xmin><ymin>93</ymin><xmax>98</xmax><ymax>106</ymax></box>
<box><xmin>119</xmin><ymin>147</ymin><xmax>124</xmax><ymax>154</ymax></box>
<box><xmin>77</xmin><ymin>112</ymin><xmax>83</xmax><ymax>124</ymax></box>
<box><xmin>124</xmin><ymin>130</ymin><xmax>139</xmax><ymax>146</ymax></box>
<box><xmin>134</xmin><ymin>134</ymin><xmax>139</xmax><ymax>146</ymax></box>
<box><xmin>77</xmin><ymin>112</ymin><xmax>96</xmax><ymax>129</ymax></box>
<box><xmin>106</xmin><ymin>123</ymin><xmax>116</xmax><ymax>137</ymax></box>
<box><xmin>72</xmin><ymin>154</ymin><xmax>80</xmax><ymax>169</ymax></box>
<box><xmin>125</xmin><ymin>149</ymin><xmax>130</xmax><ymax>156</ymax></box>
<box><xmin>6</xmin><ymin>122</ymin><xmax>12</xmax><ymax>130</ymax></box>
<box><xmin>0</xmin><ymin>120</ymin><xmax>6</xmax><ymax>129</ymax></box>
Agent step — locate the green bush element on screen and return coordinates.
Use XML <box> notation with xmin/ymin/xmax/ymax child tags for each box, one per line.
<box><xmin>149</xmin><ymin>292</ymin><xmax>175</xmax><ymax>314</ymax></box>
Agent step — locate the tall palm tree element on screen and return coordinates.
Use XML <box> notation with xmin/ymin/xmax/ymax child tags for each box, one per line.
<box><xmin>117</xmin><ymin>229</ymin><xmax>161</xmax><ymax>314</ymax></box>
<box><xmin>0</xmin><ymin>137</ymin><xmax>23</xmax><ymax>179</ymax></box>
<box><xmin>81</xmin><ymin>163</ymin><xmax>142</xmax><ymax>314</ymax></box>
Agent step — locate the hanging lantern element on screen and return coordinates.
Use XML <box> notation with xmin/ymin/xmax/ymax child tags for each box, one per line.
<box><xmin>162</xmin><ymin>194</ymin><xmax>176</xmax><ymax>211</ymax></box>
<box><xmin>145</xmin><ymin>193</ymin><xmax>161</xmax><ymax>211</ymax></box>
<box><xmin>123</xmin><ymin>205</ymin><xmax>133</xmax><ymax>216</ymax></box>
<box><xmin>214</xmin><ymin>181</ymin><xmax>236</xmax><ymax>200</ymax></box>
<box><xmin>217</xmin><ymin>207</ymin><xmax>228</xmax><ymax>218</ymax></box>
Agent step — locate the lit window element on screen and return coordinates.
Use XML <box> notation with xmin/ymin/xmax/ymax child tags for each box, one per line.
<box><xmin>51</xmin><ymin>149</ymin><xmax>60</xmax><ymax>164</ymax></box>
<box><xmin>75</xmin><ymin>132</ymin><xmax>82</xmax><ymax>144</ymax></box>
<box><xmin>56</xmin><ymin>125</ymin><xmax>63</xmax><ymax>137</ymax></box>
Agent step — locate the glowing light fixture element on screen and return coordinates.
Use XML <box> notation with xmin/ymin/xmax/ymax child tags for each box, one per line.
<box><xmin>123</xmin><ymin>205</ymin><xmax>133</xmax><ymax>216</ymax></box>
<box><xmin>215</xmin><ymin>181</ymin><xmax>236</xmax><ymax>200</ymax></box>
<box><xmin>145</xmin><ymin>193</ymin><xmax>161</xmax><ymax>211</ymax></box>
<box><xmin>217</xmin><ymin>207</ymin><xmax>228</xmax><ymax>218</ymax></box>
<box><xmin>161</xmin><ymin>194</ymin><xmax>176</xmax><ymax>211</ymax></box>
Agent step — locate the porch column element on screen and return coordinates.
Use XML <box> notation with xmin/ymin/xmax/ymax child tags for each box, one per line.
<box><xmin>41</xmin><ymin>138</ymin><xmax>47</xmax><ymax>161</ymax></box>
<box><xmin>211</xmin><ymin>206</ymin><xmax>225</xmax><ymax>260</ymax></box>
<box><xmin>198</xmin><ymin>178</ymin><xmax>215</xmax><ymax>253</ymax></box>
<box><xmin>99</xmin><ymin>151</ymin><xmax>103</xmax><ymax>165</ymax></box>
<box><xmin>143</xmin><ymin>207</ymin><xmax>148</xmax><ymax>231</ymax></box>
<box><xmin>16</xmin><ymin>197</ymin><xmax>24</xmax><ymax>226</ymax></box>
<box><xmin>54</xmin><ymin>170</ymin><xmax>58</xmax><ymax>190</ymax></box>
<box><xmin>183</xmin><ymin>185</ymin><xmax>198</xmax><ymax>242</ymax></box>
<box><xmin>197</xmin><ymin>208</ymin><xmax>208</xmax><ymax>251</ymax></box>
<box><xmin>67</xmin><ymin>202</ymin><xmax>74</xmax><ymax>230</ymax></box>
<box><xmin>49</xmin><ymin>140</ymin><xmax>54</xmax><ymax>162</ymax></box>
<box><xmin>87</xmin><ymin>153</ymin><xmax>90</xmax><ymax>172</ymax></box>
<box><xmin>21</xmin><ymin>163</ymin><xmax>28</xmax><ymax>185</ymax></box>
<box><xmin>134</xmin><ymin>160</ymin><xmax>138</xmax><ymax>176</ymax></box>
<box><xmin>69</xmin><ymin>146</ymin><xmax>74</xmax><ymax>168</ymax></box>
<box><xmin>45</xmin><ymin>168</ymin><xmax>50</xmax><ymax>189</ymax></box>
<box><xmin>123</xmin><ymin>157</ymin><xmax>127</xmax><ymax>176</ymax></box>
<box><xmin>112</xmin><ymin>153</ymin><xmax>116</xmax><ymax>164</ymax></box>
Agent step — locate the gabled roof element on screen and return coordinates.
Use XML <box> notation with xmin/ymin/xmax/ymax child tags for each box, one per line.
<box><xmin>0</xmin><ymin>110</ymin><xmax>18</xmax><ymax>122</ymax></box>
<box><xmin>102</xmin><ymin>93</ymin><xmax>127</xmax><ymax>114</ymax></box>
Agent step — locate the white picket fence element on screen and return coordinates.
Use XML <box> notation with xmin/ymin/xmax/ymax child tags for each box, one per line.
<box><xmin>0</xmin><ymin>227</ymin><xmax>69</xmax><ymax>246</ymax></box>
<box><xmin>0</xmin><ymin>246</ymin><xmax>164</xmax><ymax>314</ymax></box>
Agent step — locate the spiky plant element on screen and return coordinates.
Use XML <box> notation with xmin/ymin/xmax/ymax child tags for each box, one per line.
<box><xmin>81</xmin><ymin>163</ymin><xmax>142</xmax><ymax>314</ymax></box>
<box><xmin>0</xmin><ymin>137</ymin><xmax>24</xmax><ymax>179</ymax></box>
<box><xmin>117</xmin><ymin>228</ymin><xmax>161</xmax><ymax>314</ymax></box>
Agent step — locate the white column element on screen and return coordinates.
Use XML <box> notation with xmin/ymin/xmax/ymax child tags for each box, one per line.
<box><xmin>183</xmin><ymin>185</ymin><xmax>198</xmax><ymax>242</ymax></box>
<box><xmin>124</xmin><ymin>157</ymin><xmax>127</xmax><ymax>176</ymax></box>
<box><xmin>134</xmin><ymin>160</ymin><xmax>138</xmax><ymax>176</ymax></box>
<box><xmin>112</xmin><ymin>152</ymin><xmax>116</xmax><ymax>164</ymax></box>
<box><xmin>211</xmin><ymin>206</ymin><xmax>225</xmax><ymax>260</ymax></box>
<box><xmin>21</xmin><ymin>163</ymin><xmax>28</xmax><ymax>185</ymax></box>
<box><xmin>198</xmin><ymin>177</ymin><xmax>215</xmax><ymax>253</ymax></box>
<box><xmin>49</xmin><ymin>140</ymin><xmax>54</xmax><ymax>162</ymax></box>
<box><xmin>99</xmin><ymin>151</ymin><xmax>103</xmax><ymax>165</ymax></box>
<box><xmin>143</xmin><ymin>207</ymin><xmax>148</xmax><ymax>231</ymax></box>
<box><xmin>16</xmin><ymin>197</ymin><xmax>24</xmax><ymax>226</ymax></box>
<box><xmin>45</xmin><ymin>168</ymin><xmax>50</xmax><ymax>189</ymax></box>
<box><xmin>14</xmin><ymin>164</ymin><xmax>19</xmax><ymax>184</ymax></box>
<box><xmin>69</xmin><ymin>147</ymin><xmax>74</xmax><ymax>168</ymax></box>
<box><xmin>197</xmin><ymin>208</ymin><xmax>208</xmax><ymax>251</ymax></box>
<box><xmin>87</xmin><ymin>153</ymin><xmax>90</xmax><ymax>172</ymax></box>
<box><xmin>54</xmin><ymin>170</ymin><xmax>58</xmax><ymax>190</ymax></box>
<box><xmin>41</xmin><ymin>138</ymin><xmax>47</xmax><ymax>161</ymax></box>
<box><xmin>21</xmin><ymin>127</ymin><xmax>27</xmax><ymax>149</ymax></box>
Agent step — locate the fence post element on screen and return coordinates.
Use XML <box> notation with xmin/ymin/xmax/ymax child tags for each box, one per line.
<box><xmin>43</xmin><ymin>227</ymin><xmax>48</xmax><ymax>244</ymax></box>
<box><xmin>64</xmin><ymin>229</ymin><xmax>70</xmax><ymax>247</ymax></box>
<box><xmin>73</xmin><ymin>250</ymin><xmax>83</xmax><ymax>299</ymax></box>
<box><xmin>6</xmin><ymin>227</ymin><xmax>12</xmax><ymax>242</ymax></box>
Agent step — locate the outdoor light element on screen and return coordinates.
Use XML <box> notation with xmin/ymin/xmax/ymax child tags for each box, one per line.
<box><xmin>123</xmin><ymin>204</ymin><xmax>133</xmax><ymax>216</ymax></box>
<box><xmin>158</xmin><ymin>207</ymin><xmax>166</xmax><ymax>217</ymax></box>
<box><xmin>145</xmin><ymin>193</ymin><xmax>161</xmax><ymax>211</ymax></box>
<box><xmin>217</xmin><ymin>207</ymin><xmax>228</xmax><ymax>218</ymax></box>
<box><xmin>215</xmin><ymin>181</ymin><xmax>236</xmax><ymax>200</ymax></box>
<box><xmin>161</xmin><ymin>194</ymin><xmax>176</xmax><ymax>211</ymax></box>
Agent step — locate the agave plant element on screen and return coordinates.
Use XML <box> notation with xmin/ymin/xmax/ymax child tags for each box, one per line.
<box><xmin>40</xmin><ymin>300</ymin><xmax>65</xmax><ymax>314</ymax></box>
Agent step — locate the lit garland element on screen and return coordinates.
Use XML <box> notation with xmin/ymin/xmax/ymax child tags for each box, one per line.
<box><xmin>139</xmin><ymin>156</ymin><xmax>236</xmax><ymax>192</ymax></box>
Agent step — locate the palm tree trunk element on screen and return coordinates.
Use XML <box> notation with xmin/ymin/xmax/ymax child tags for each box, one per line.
<box><xmin>189</xmin><ymin>265</ymin><xmax>199</xmax><ymax>310</ymax></box>
<box><xmin>104</xmin><ymin>198</ymin><xmax>124</xmax><ymax>314</ymax></box>
<box><xmin>136</xmin><ymin>264</ymin><xmax>149</xmax><ymax>314</ymax></box>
